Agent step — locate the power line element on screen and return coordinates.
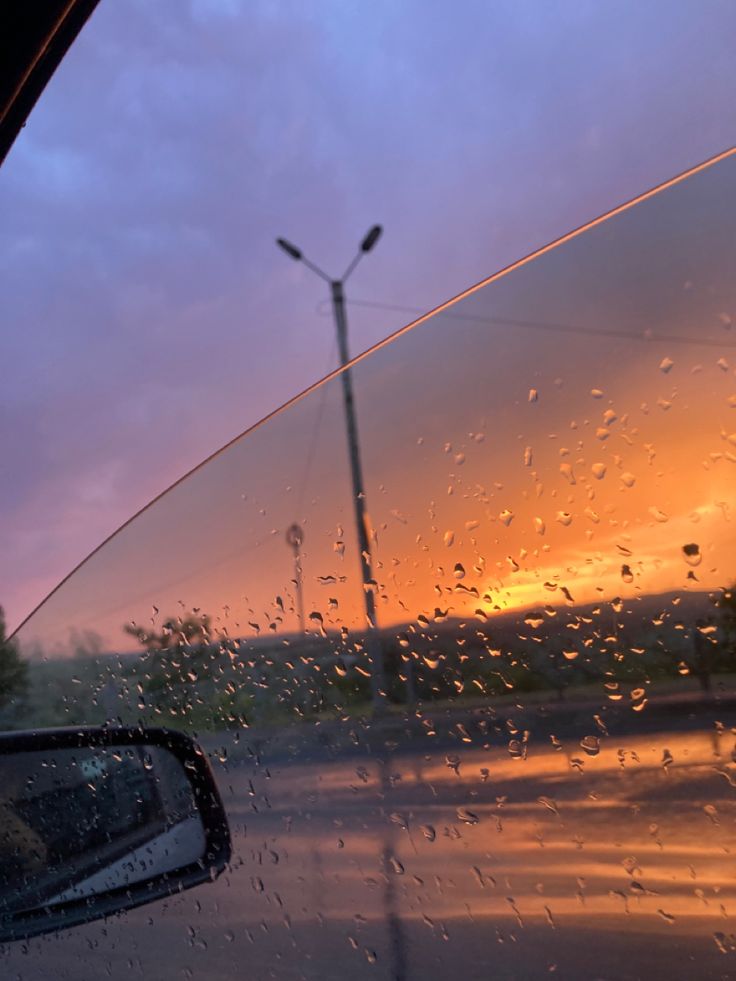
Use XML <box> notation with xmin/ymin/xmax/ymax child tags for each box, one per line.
<box><xmin>321</xmin><ymin>296</ymin><xmax>736</xmax><ymax>349</ymax></box>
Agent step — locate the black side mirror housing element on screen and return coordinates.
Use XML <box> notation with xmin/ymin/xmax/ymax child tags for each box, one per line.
<box><xmin>0</xmin><ymin>726</ymin><xmax>231</xmax><ymax>942</ymax></box>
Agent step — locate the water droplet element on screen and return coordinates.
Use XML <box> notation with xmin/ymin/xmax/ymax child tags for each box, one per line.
<box><xmin>528</xmin><ymin>388</ymin><xmax>539</xmax><ymax>403</ymax></box>
<box><xmin>620</xmin><ymin>472</ymin><xmax>636</xmax><ymax>488</ymax></box>
<box><xmin>420</xmin><ymin>824</ymin><xmax>436</xmax><ymax>842</ymax></box>
<box><xmin>499</xmin><ymin>509</ymin><xmax>514</xmax><ymax>527</ymax></box>
<box><xmin>389</xmin><ymin>855</ymin><xmax>405</xmax><ymax>875</ymax></box>
<box><xmin>621</xmin><ymin>564</ymin><xmax>634</xmax><ymax>584</ymax></box>
<box><xmin>704</xmin><ymin>803</ymin><xmax>719</xmax><ymax>824</ymax></box>
<box><xmin>659</xmin><ymin>357</ymin><xmax>674</xmax><ymax>373</ymax></box>
<box><xmin>456</xmin><ymin>807</ymin><xmax>479</xmax><ymax>825</ymax></box>
<box><xmin>713</xmin><ymin>931</ymin><xmax>736</xmax><ymax>953</ymax></box>
<box><xmin>534</xmin><ymin>516</ymin><xmax>546</xmax><ymax>535</ymax></box>
<box><xmin>556</xmin><ymin>511</ymin><xmax>573</xmax><ymax>526</ymax></box>
<box><xmin>593</xmin><ymin>715</ymin><xmax>608</xmax><ymax>736</ymax></box>
<box><xmin>580</xmin><ymin>735</ymin><xmax>600</xmax><ymax>757</ymax></box>
<box><xmin>453</xmin><ymin>563</ymin><xmax>466</xmax><ymax>579</ymax></box>
<box><xmin>537</xmin><ymin>796</ymin><xmax>558</xmax><ymax>815</ymax></box>
<box><xmin>508</xmin><ymin>739</ymin><xmax>525</xmax><ymax>760</ymax></box>
<box><xmin>590</xmin><ymin>388</ymin><xmax>604</xmax><ymax>399</ymax></box>
<box><xmin>471</xmin><ymin>866</ymin><xmax>486</xmax><ymax>889</ymax></box>
<box><xmin>559</xmin><ymin>463</ymin><xmax>576</xmax><ymax>485</ymax></box>
<box><xmin>648</xmin><ymin>506</ymin><xmax>669</xmax><ymax>523</ymax></box>
<box><xmin>682</xmin><ymin>543</ymin><xmax>701</xmax><ymax>566</ymax></box>
<box><xmin>525</xmin><ymin>614</ymin><xmax>544</xmax><ymax>629</ymax></box>
<box><xmin>444</xmin><ymin>530</ymin><xmax>455</xmax><ymax>547</ymax></box>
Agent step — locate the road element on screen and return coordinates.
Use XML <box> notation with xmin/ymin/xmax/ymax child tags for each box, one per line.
<box><xmin>4</xmin><ymin>703</ymin><xmax>736</xmax><ymax>980</ymax></box>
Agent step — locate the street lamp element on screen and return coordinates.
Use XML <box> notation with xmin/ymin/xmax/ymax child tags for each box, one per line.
<box><xmin>276</xmin><ymin>226</ymin><xmax>386</xmax><ymax>713</ymax></box>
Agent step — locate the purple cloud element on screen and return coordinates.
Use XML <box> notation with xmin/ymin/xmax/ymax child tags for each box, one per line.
<box><xmin>1</xmin><ymin>0</ymin><xmax>734</xmax><ymax>629</ymax></box>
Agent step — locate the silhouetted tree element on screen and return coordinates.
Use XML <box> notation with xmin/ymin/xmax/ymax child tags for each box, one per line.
<box><xmin>124</xmin><ymin>613</ymin><xmax>217</xmax><ymax>714</ymax></box>
<box><xmin>717</xmin><ymin>586</ymin><xmax>736</xmax><ymax>655</ymax></box>
<box><xmin>0</xmin><ymin>606</ymin><xmax>28</xmax><ymax>709</ymax></box>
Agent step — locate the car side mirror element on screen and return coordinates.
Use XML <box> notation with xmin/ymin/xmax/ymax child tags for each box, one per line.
<box><xmin>0</xmin><ymin>726</ymin><xmax>231</xmax><ymax>942</ymax></box>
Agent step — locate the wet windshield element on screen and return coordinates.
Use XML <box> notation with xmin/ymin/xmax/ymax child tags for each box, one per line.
<box><xmin>3</xmin><ymin>148</ymin><xmax>736</xmax><ymax>977</ymax></box>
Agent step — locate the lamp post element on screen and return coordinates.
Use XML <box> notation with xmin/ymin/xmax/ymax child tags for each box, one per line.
<box><xmin>276</xmin><ymin>226</ymin><xmax>386</xmax><ymax>713</ymax></box>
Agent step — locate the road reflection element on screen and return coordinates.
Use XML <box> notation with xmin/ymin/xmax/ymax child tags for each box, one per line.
<box><xmin>206</xmin><ymin>700</ymin><xmax>736</xmax><ymax>978</ymax></box>
<box><xmin>4</xmin><ymin>700</ymin><xmax>736</xmax><ymax>978</ymax></box>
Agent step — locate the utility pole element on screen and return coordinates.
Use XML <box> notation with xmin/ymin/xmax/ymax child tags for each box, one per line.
<box><xmin>276</xmin><ymin>227</ymin><xmax>386</xmax><ymax>713</ymax></box>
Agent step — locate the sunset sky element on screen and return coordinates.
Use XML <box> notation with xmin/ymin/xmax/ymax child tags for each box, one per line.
<box><xmin>1</xmin><ymin>0</ymin><xmax>735</xmax><ymax>634</ymax></box>
<box><xmin>13</xmin><ymin>147</ymin><xmax>736</xmax><ymax>656</ymax></box>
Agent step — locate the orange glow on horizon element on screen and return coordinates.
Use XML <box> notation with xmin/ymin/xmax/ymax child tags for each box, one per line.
<box><xmin>13</xmin><ymin>149</ymin><xmax>736</xmax><ymax>658</ymax></box>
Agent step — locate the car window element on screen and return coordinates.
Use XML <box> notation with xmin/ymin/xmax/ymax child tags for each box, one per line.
<box><xmin>3</xmin><ymin>148</ymin><xmax>735</xmax><ymax>978</ymax></box>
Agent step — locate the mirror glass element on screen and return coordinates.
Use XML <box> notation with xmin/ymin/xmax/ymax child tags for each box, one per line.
<box><xmin>0</xmin><ymin>743</ymin><xmax>205</xmax><ymax>914</ymax></box>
